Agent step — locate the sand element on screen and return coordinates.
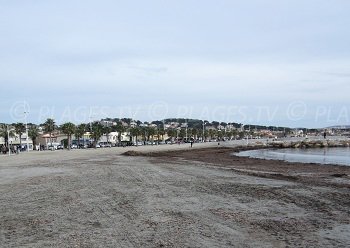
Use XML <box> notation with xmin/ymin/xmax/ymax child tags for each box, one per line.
<box><xmin>1</xmin><ymin>141</ymin><xmax>349</xmax><ymax>247</ymax></box>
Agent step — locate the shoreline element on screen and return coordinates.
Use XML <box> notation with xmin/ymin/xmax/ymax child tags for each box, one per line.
<box><xmin>1</xmin><ymin>139</ymin><xmax>350</xmax><ymax>247</ymax></box>
<box><xmin>131</xmin><ymin>146</ymin><xmax>350</xmax><ymax>189</ymax></box>
<box><xmin>2</xmin><ymin>137</ymin><xmax>349</xmax><ymax>167</ymax></box>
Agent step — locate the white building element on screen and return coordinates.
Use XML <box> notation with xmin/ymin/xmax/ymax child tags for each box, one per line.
<box><xmin>98</xmin><ymin>132</ymin><xmax>131</xmax><ymax>144</ymax></box>
<box><xmin>0</xmin><ymin>130</ymin><xmax>33</xmax><ymax>150</ymax></box>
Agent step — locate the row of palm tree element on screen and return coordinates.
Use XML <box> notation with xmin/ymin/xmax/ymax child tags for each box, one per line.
<box><xmin>161</xmin><ymin>127</ymin><xmax>241</xmax><ymax>141</ymax></box>
<box><xmin>14</xmin><ymin>123</ymin><xmax>26</xmax><ymax>148</ymax></box>
<box><xmin>1</xmin><ymin>118</ymin><xmax>246</xmax><ymax>150</ymax></box>
<box><xmin>0</xmin><ymin>124</ymin><xmax>15</xmax><ymax>146</ymax></box>
<box><xmin>2</xmin><ymin>119</ymin><xmax>172</xmax><ymax>149</ymax></box>
<box><xmin>0</xmin><ymin>123</ymin><xmax>40</xmax><ymax>148</ymax></box>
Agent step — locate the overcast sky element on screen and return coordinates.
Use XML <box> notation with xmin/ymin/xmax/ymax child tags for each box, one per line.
<box><xmin>1</xmin><ymin>0</ymin><xmax>349</xmax><ymax>128</ymax></box>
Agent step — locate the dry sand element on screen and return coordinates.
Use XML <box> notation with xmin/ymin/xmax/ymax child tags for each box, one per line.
<box><xmin>1</xmin><ymin>142</ymin><xmax>350</xmax><ymax>247</ymax></box>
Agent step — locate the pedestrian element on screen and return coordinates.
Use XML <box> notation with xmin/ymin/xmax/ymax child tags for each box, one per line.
<box><xmin>324</xmin><ymin>131</ymin><xmax>327</xmax><ymax>139</ymax></box>
<box><xmin>190</xmin><ymin>140</ymin><xmax>193</xmax><ymax>148</ymax></box>
<box><xmin>13</xmin><ymin>145</ymin><xmax>18</xmax><ymax>155</ymax></box>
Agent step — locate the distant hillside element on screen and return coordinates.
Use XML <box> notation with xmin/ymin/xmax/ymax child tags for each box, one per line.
<box><xmin>155</xmin><ymin>118</ymin><xmax>292</xmax><ymax>131</ymax></box>
<box><xmin>326</xmin><ymin>125</ymin><xmax>350</xmax><ymax>129</ymax></box>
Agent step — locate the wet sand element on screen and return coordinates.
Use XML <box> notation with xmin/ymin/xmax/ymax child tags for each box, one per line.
<box><xmin>1</xmin><ymin>144</ymin><xmax>350</xmax><ymax>247</ymax></box>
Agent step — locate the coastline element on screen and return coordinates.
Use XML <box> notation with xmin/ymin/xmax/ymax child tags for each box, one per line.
<box><xmin>124</xmin><ymin>146</ymin><xmax>350</xmax><ymax>188</ymax></box>
<box><xmin>1</xmin><ymin>141</ymin><xmax>350</xmax><ymax>247</ymax></box>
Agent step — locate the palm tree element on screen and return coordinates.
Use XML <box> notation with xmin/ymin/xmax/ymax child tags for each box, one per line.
<box><xmin>115</xmin><ymin>122</ymin><xmax>125</xmax><ymax>145</ymax></box>
<box><xmin>14</xmin><ymin>123</ymin><xmax>26</xmax><ymax>148</ymax></box>
<box><xmin>167</xmin><ymin>129</ymin><xmax>177</xmax><ymax>140</ymax></box>
<box><xmin>43</xmin><ymin>118</ymin><xmax>55</xmax><ymax>148</ymax></box>
<box><xmin>90</xmin><ymin>123</ymin><xmax>103</xmax><ymax>148</ymax></box>
<box><xmin>208</xmin><ymin>129</ymin><xmax>216</xmax><ymax>140</ymax></box>
<box><xmin>192</xmin><ymin>128</ymin><xmax>199</xmax><ymax>140</ymax></box>
<box><xmin>155</xmin><ymin>127</ymin><xmax>160</xmax><ymax>144</ymax></box>
<box><xmin>230</xmin><ymin>130</ymin><xmax>238</xmax><ymax>140</ymax></box>
<box><xmin>140</xmin><ymin>126</ymin><xmax>147</xmax><ymax>144</ymax></box>
<box><xmin>179</xmin><ymin>128</ymin><xmax>186</xmax><ymax>140</ymax></box>
<box><xmin>158</xmin><ymin>128</ymin><xmax>165</xmax><ymax>143</ymax></box>
<box><xmin>28</xmin><ymin>126</ymin><xmax>39</xmax><ymax>150</ymax></box>
<box><xmin>130</xmin><ymin>127</ymin><xmax>141</xmax><ymax>145</ymax></box>
<box><xmin>147</xmin><ymin>127</ymin><xmax>156</xmax><ymax>144</ymax></box>
<box><xmin>217</xmin><ymin>130</ymin><xmax>224</xmax><ymax>140</ymax></box>
<box><xmin>75</xmin><ymin>124</ymin><xmax>86</xmax><ymax>148</ymax></box>
<box><xmin>204</xmin><ymin>130</ymin><xmax>209</xmax><ymax>141</ymax></box>
<box><xmin>103</xmin><ymin>126</ymin><xmax>111</xmax><ymax>144</ymax></box>
<box><xmin>61</xmin><ymin>122</ymin><xmax>76</xmax><ymax>150</ymax></box>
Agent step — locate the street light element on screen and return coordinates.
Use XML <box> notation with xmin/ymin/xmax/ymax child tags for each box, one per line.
<box><xmin>202</xmin><ymin>120</ymin><xmax>207</xmax><ymax>142</ymax></box>
<box><xmin>89</xmin><ymin>115</ymin><xmax>95</xmax><ymax>144</ymax></box>
<box><xmin>185</xmin><ymin>119</ymin><xmax>188</xmax><ymax>142</ymax></box>
<box><xmin>7</xmin><ymin>125</ymin><xmax>11</xmax><ymax>156</ymax></box>
<box><xmin>162</xmin><ymin>119</ymin><xmax>165</xmax><ymax>143</ymax></box>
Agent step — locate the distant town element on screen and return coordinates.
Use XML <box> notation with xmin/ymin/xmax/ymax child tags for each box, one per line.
<box><xmin>1</xmin><ymin>117</ymin><xmax>350</xmax><ymax>152</ymax></box>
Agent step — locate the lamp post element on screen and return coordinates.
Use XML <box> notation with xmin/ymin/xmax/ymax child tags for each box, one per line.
<box><xmin>202</xmin><ymin>120</ymin><xmax>207</xmax><ymax>142</ymax></box>
<box><xmin>7</xmin><ymin>125</ymin><xmax>11</xmax><ymax>156</ymax></box>
<box><xmin>162</xmin><ymin>119</ymin><xmax>165</xmax><ymax>143</ymax></box>
<box><xmin>89</xmin><ymin>115</ymin><xmax>95</xmax><ymax>144</ymax></box>
<box><xmin>185</xmin><ymin>120</ymin><xmax>188</xmax><ymax>142</ymax></box>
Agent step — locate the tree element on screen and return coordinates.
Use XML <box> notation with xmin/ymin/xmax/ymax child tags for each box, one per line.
<box><xmin>238</xmin><ymin>131</ymin><xmax>245</xmax><ymax>139</ymax></box>
<box><xmin>43</xmin><ymin>118</ymin><xmax>55</xmax><ymax>148</ymax></box>
<box><xmin>167</xmin><ymin>129</ymin><xmax>177</xmax><ymax>140</ymax></box>
<box><xmin>179</xmin><ymin>128</ymin><xmax>186</xmax><ymax>139</ymax></box>
<box><xmin>140</xmin><ymin>126</ymin><xmax>147</xmax><ymax>143</ymax></box>
<box><xmin>115</xmin><ymin>122</ymin><xmax>125</xmax><ymax>144</ymax></box>
<box><xmin>191</xmin><ymin>128</ymin><xmax>199</xmax><ymax>140</ymax></box>
<box><xmin>208</xmin><ymin>129</ymin><xmax>216</xmax><ymax>140</ymax></box>
<box><xmin>75</xmin><ymin>124</ymin><xmax>86</xmax><ymax>148</ymax></box>
<box><xmin>130</xmin><ymin>127</ymin><xmax>141</xmax><ymax>145</ymax></box>
<box><xmin>90</xmin><ymin>123</ymin><xmax>103</xmax><ymax>148</ymax></box>
<box><xmin>103</xmin><ymin>126</ymin><xmax>111</xmax><ymax>144</ymax></box>
<box><xmin>14</xmin><ymin>123</ymin><xmax>26</xmax><ymax>148</ymax></box>
<box><xmin>211</xmin><ymin>121</ymin><xmax>220</xmax><ymax>128</ymax></box>
<box><xmin>147</xmin><ymin>127</ymin><xmax>156</xmax><ymax>144</ymax></box>
<box><xmin>61</xmin><ymin>122</ymin><xmax>76</xmax><ymax>150</ymax></box>
<box><xmin>28</xmin><ymin>126</ymin><xmax>39</xmax><ymax>150</ymax></box>
<box><xmin>204</xmin><ymin>130</ymin><xmax>209</xmax><ymax>141</ymax></box>
<box><xmin>217</xmin><ymin>130</ymin><xmax>224</xmax><ymax>140</ymax></box>
<box><xmin>158</xmin><ymin>128</ymin><xmax>165</xmax><ymax>142</ymax></box>
<box><xmin>0</xmin><ymin>125</ymin><xmax>15</xmax><ymax>146</ymax></box>
<box><xmin>155</xmin><ymin>126</ymin><xmax>160</xmax><ymax>145</ymax></box>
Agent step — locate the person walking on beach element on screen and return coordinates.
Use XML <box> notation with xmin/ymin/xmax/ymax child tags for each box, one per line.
<box><xmin>324</xmin><ymin>131</ymin><xmax>327</xmax><ymax>139</ymax></box>
<box><xmin>13</xmin><ymin>145</ymin><xmax>18</xmax><ymax>155</ymax></box>
<box><xmin>190</xmin><ymin>140</ymin><xmax>193</xmax><ymax>148</ymax></box>
<box><xmin>1</xmin><ymin>145</ymin><xmax>6</xmax><ymax>154</ymax></box>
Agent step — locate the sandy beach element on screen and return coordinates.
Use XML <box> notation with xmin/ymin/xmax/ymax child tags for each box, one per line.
<box><xmin>1</xmin><ymin>142</ymin><xmax>350</xmax><ymax>247</ymax></box>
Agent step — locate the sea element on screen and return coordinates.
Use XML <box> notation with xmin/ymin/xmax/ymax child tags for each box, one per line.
<box><xmin>236</xmin><ymin>147</ymin><xmax>350</xmax><ymax>166</ymax></box>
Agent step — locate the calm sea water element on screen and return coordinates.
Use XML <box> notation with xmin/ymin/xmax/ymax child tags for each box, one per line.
<box><xmin>236</xmin><ymin>147</ymin><xmax>350</xmax><ymax>166</ymax></box>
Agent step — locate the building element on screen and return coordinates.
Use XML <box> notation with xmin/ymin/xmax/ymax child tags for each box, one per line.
<box><xmin>0</xmin><ymin>128</ymin><xmax>33</xmax><ymax>150</ymax></box>
<box><xmin>37</xmin><ymin>133</ymin><xmax>67</xmax><ymax>149</ymax></box>
<box><xmin>99</xmin><ymin>120</ymin><xmax>117</xmax><ymax>127</ymax></box>
<box><xmin>98</xmin><ymin>132</ymin><xmax>131</xmax><ymax>145</ymax></box>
